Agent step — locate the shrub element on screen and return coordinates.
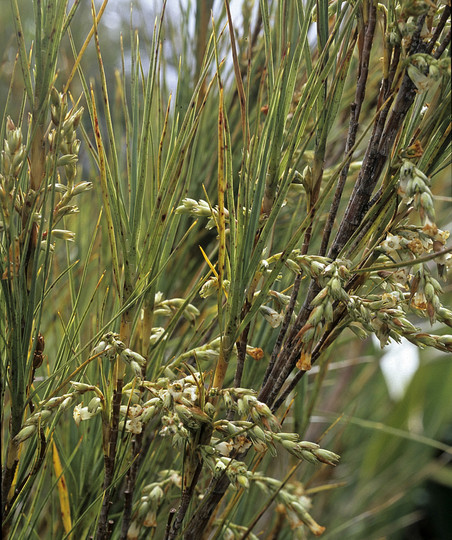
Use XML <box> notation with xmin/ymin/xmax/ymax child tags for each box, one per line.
<box><xmin>1</xmin><ymin>1</ymin><xmax>451</xmax><ymax>538</ymax></box>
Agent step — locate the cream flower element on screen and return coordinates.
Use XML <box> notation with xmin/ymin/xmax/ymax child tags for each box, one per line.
<box><xmin>126</xmin><ymin>417</ymin><xmax>143</xmax><ymax>434</ymax></box>
<box><xmin>73</xmin><ymin>404</ymin><xmax>97</xmax><ymax>426</ymax></box>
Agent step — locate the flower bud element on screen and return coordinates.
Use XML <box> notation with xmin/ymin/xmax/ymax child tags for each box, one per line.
<box><xmin>285</xmin><ymin>258</ymin><xmax>301</xmax><ymax>273</ymax></box>
<box><xmin>259</xmin><ymin>306</ymin><xmax>284</xmax><ymax>328</ymax></box>
<box><xmin>328</xmin><ymin>277</ymin><xmax>343</xmax><ymax>300</ymax></box>
<box><xmin>308</xmin><ymin>305</ymin><xmax>324</xmax><ymax>326</ymax></box>
<box><xmin>72</xmin><ymin>181</ymin><xmax>93</xmax><ymax>195</ymax></box>
<box><xmin>214</xmin><ymin>459</ymin><xmax>227</xmax><ymax>475</ymax></box>
<box><xmin>301</xmin><ymin>326</ymin><xmax>316</xmax><ymax>344</ymax></box>
<box><xmin>236</xmin><ymin>474</ymin><xmax>250</xmax><ymax>489</ymax></box>
<box><xmin>25</xmin><ymin>410</ymin><xmax>52</xmax><ymax>425</ymax></box>
<box><xmin>42</xmin><ymin>396</ymin><xmax>65</xmax><ymax>409</ymax></box>
<box><xmin>298</xmin><ymin>441</ymin><xmax>320</xmax><ymax>451</ymax></box>
<box><xmin>57</xmin><ymin>154</ymin><xmax>78</xmax><ymax>167</ymax></box>
<box><xmin>175</xmin><ymin>198</ymin><xmax>198</xmax><ymax>213</ymax></box>
<box><xmin>424</xmin><ymin>282</ymin><xmax>435</xmax><ymax>302</ymax></box>
<box><xmin>312</xmin><ymin>447</ymin><xmax>340</xmax><ymax>466</ymax></box>
<box><xmin>59</xmin><ymin>396</ymin><xmax>74</xmax><ymax>411</ymax></box>
<box><xmin>51</xmin><ymin>229</ymin><xmax>76</xmax><ymax>241</ymax></box>
<box><xmin>299</xmin><ymin>449</ymin><xmax>319</xmax><ymax>464</ymax></box>
<box><xmin>149</xmin><ymin>485</ymin><xmax>164</xmax><ymax>503</ymax></box>
<box><xmin>324</xmin><ymin>300</ymin><xmax>334</xmax><ymax>322</ymax></box>
<box><xmin>14</xmin><ymin>425</ymin><xmax>36</xmax><ymax>443</ymax></box>
<box><xmin>71</xmin><ymin>381</ymin><xmax>96</xmax><ymax>393</ymax></box>
<box><xmin>88</xmin><ymin>396</ymin><xmax>101</xmax><ymax>413</ymax></box>
<box><xmin>121</xmin><ymin>348</ymin><xmax>146</xmax><ymax>366</ymax></box>
<box><xmin>310</xmin><ymin>287</ymin><xmax>329</xmax><ymax>307</ymax></box>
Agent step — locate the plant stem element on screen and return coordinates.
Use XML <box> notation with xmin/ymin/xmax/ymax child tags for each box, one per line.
<box><xmin>320</xmin><ymin>3</ymin><xmax>376</xmax><ymax>255</ymax></box>
<box><xmin>96</xmin><ymin>378</ymin><xmax>124</xmax><ymax>540</ymax></box>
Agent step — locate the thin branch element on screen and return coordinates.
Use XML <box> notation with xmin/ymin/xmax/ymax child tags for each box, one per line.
<box><xmin>320</xmin><ymin>4</ymin><xmax>376</xmax><ymax>256</ymax></box>
<box><xmin>352</xmin><ymin>246</ymin><xmax>452</xmax><ymax>274</ymax></box>
<box><xmin>426</xmin><ymin>5</ymin><xmax>451</xmax><ymax>55</ymax></box>
<box><xmin>328</xmin><ymin>14</ymin><xmax>428</xmax><ymax>261</ymax></box>
<box><xmin>167</xmin><ymin>460</ymin><xmax>203</xmax><ymax>540</ymax></box>
<box><xmin>433</xmin><ymin>28</ymin><xmax>451</xmax><ymax>59</ymax></box>
<box><xmin>262</xmin><ymin>272</ymin><xmax>303</xmax><ymax>387</ymax></box>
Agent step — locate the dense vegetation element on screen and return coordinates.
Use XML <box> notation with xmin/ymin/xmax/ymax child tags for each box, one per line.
<box><xmin>1</xmin><ymin>1</ymin><xmax>451</xmax><ymax>538</ymax></box>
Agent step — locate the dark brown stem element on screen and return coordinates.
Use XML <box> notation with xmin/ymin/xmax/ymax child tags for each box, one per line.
<box><xmin>96</xmin><ymin>380</ymin><xmax>123</xmax><ymax>540</ymax></box>
<box><xmin>120</xmin><ymin>364</ymin><xmax>149</xmax><ymax>540</ymax></box>
<box><xmin>426</xmin><ymin>6</ymin><xmax>450</xmax><ymax>55</ymax></box>
<box><xmin>433</xmin><ymin>28</ymin><xmax>451</xmax><ymax>59</ymax></box>
<box><xmin>167</xmin><ymin>460</ymin><xmax>203</xmax><ymax>539</ymax></box>
<box><xmin>164</xmin><ymin>509</ymin><xmax>177</xmax><ymax>540</ymax></box>
<box><xmin>320</xmin><ymin>4</ymin><xmax>377</xmax><ymax>256</ymax></box>
<box><xmin>181</xmin><ymin>474</ymin><xmax>230</xmax><ymax>540</ymax></box>
<box><xmin>262</xmin><ymin>272</ymin><xmax>303</xmax><ymax>387</ymax></box>
<box><xmin>328</xmin><ymin>15</ymin><xmax>427</xmax><ymax>261</ymax></box>
<box><xmin>119</xmin><ymin>433</ymin><xmax>142</xmax><ymax>540</ymax></box>
<box><xmin>258</xmin><ymin>223</ymin><xmax>316</xmax><ymax>405</ymax></box>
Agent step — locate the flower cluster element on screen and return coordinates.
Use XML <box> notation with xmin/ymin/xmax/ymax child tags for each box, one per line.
<box><xmin>91</xmin><ymin>332</ymin><xmax>147</xmax><ymax>376</ymax></box>
<box><xmin>201</xmin><ymin>449</ymin><xmax>251</xmax><ymax>489</ymax></box>
<box><xmin>13</xmin><ymin>385</ymin><xmax>92</xmax><ymax>443</ymax></box>
<box><xmin>346</xmin><ymin>291</ymin><xmax>452</xmax><ymax>353</ymax></box>
<box><xmin>406</xmin><ymin>54</ymin><xmax>451</xmax><ymax>93</ymax></box>
<box><xmin>273</xmin><ymin>433</ymin><xmax>340</xmax><ymax>466</ymax></box>
<box><xmin>256</xmin><ymin>253</ymin><xmax>343</xmax><ymax>333</ymax></box>
<box><xmin>210</xmin><ymin>388</ymin><xmax>340</xmax><ymax>467</ymax></box>
<box><xmin>265</xmin><ymin>251</ymin><xmax>331</xmax><ymax>278</ymax></box>
<box><xmin>398</xmin><ymin>160</ymin><xmax>435</xmax><ymax>224</ymax></box>
<box><xmin>140</xmin><ymin>373</ymin><xmax>209</xmax><ymax>441</ymax></box>
<box><xmin>69</xmin><ymin>369</ymin><xmax>208</xmax><ymax>438</ymax></box>
<box><xmin>410</xmin><ymin>264</ymin><xmax>444</xmax><ymax>323</ymax></box>
<box><xmin>154</xmin><ymin>291</ymin><xmax>200</xmax><ymax>322</ymax></box>
<box><xmin>296</xmin><ymin>261</ymin><xmax>350</xmax><ymax>370</ymax></box>
<box><xmin>0</xmin><ymin>117</ymin><xmax>26</xmax><ymax>230</ymax></box>
<box><xmin>256</xmin><ymin>477</ymin><xmax>326</xmax><ymax>537</ymax></box>
<box><xmin>378</xmin><ymin>228</ymin><xmax>431</xmax><ymax>259</ymax></box>
<box><xmin>216</xmin><ymin>387</ymin><xmax>280</xmax><ymax>430</ymax></box>
<box><xmin>167</xmin><ymin>337</ymin><xmax>263</xmax><ymax>370</ymax></box>
<box><xmin>175</xmin><ymin>197</ymin><xmax>229</xmax><ymax>230</ymax></box>
<box><xmin>127</xmin><ymin>470</ymin><xmax>181</xmax><ymax>539</ymax></box>
<box><xmin>199</xmin><ymin>275</ymin><xmax>230</xmax><ymax>298</ymax></box>
<box><xmin>377</xmin><ymin>223</ymin><xmax>451</xmax><ymax>279</ymax></box>
<box><xmin>395</xmin><ymin>1</ymin><xmax>439</xmax><ymax>49</ymax></box>
<box><xmin>47</xmin><ymin>88</ymin><xmax>91</xmax><ymax>229</ymax></box>
<box><xmin>213</xmin><ymin>476</ymin><xmax>330</xmax><ymax>538</ymax></box>
<box><xmin>0</xmin><ymin>88</ymin><xmax>90</xmax><ymax>266</ymax></box>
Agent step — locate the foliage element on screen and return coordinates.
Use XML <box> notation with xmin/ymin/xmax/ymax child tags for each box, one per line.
<box><xmin>1</xmin><ymin>0</ymin><xmax>451</xmax><ymax>539</ymax></box>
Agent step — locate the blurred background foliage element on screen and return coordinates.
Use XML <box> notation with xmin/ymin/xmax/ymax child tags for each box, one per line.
<box><xmin>1</xmin><ymin>1</ymin><xmax>451</xmax><ymax>539</ymax></box>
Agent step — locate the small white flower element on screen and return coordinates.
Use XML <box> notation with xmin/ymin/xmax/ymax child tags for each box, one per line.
<box><xmin>127</xmin><ymin>405</ymin><xmax>143</xmax><ymax>418</ymax></box>
<box><xmin>126</xmin><ymin>417</ymin><xmax>143</xmax><ymax>434</ymax></box>
<box><xmin>149</xmin><ymin>327</ymin><xmax>165</xmax><ymax>346</ymax></box>
<box><xmin>182</xmin><ymin>385</ymin><xmax>198</xmax><ymax>403</ymax></box>
<box><xmin>380</xmin><ymin>234</ymin><xmax>403</xmax><ymax>253</ymax></box>
<box><xmin>412</xmin><ymin>291</ymin><xmax>427</xmax><ymax>309</ymax></box>
<box><xmin>260</xmin><ymin>306</ymin><xmax>284</xmax><ymax>328</ymax></box>
<box><xmin>214</xmin><ymin>460</ymin><xmax>227</xmax><ymax>475</ymax></box>
<box><xmin>214</xmin><ymin>441</ymin><xmax>233</xmax><ymax>456</ymax></box>
<box><xmin>73</xmin><ymin>404</ymin><xmax>97</xmax><ymax>426</ymax></box>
